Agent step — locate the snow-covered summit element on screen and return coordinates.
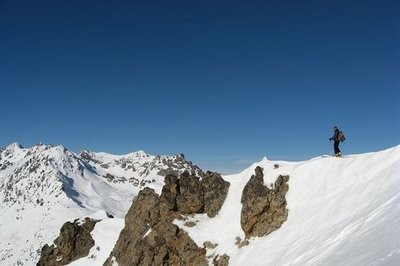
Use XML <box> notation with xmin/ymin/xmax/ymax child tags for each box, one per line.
<box><xmin>4</xmin><ymin>142</ymin><xmax>23</xmax><ymax>150</ymax></box>
<box><xmin>1</xmin><ymin>142</ymin><xmax>25</xmax><ymax>162</ymax></box>
<box><xmin>79</xmin><ymin>149</ymin><xmax>204</xmax><ymax>186</ymax></box>
<box><xmin>0</xmin><ymin>143</ymin><xmax>203</xmax><ymax>207</ymax></box>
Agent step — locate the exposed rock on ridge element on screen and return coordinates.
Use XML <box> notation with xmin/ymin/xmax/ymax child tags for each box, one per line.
<box><xmin>37</xmin><ymin>218</ymin><xmax>99</xmax><ymax>266</ymax></box>
<box><xmin>241</xmin><ymin>166</ymin><xmax>290</xmax><ymax>238</ymax></box>
<box><xmin>105</xmin><ymin>171</ymin><xmax>230</xmax><ymax>265</ymax></box>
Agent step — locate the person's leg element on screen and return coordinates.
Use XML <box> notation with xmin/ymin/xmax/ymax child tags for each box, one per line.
<box><xmin>334</xmin><ymin>141</ymin><xmax>341</xmax><ymax>156</ymax></box>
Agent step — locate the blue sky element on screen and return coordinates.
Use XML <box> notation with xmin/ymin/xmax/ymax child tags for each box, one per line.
<box><xmin>1</xmin><ymin>0</ymin><xmax>399</xmax><ymax>173</ymax></box>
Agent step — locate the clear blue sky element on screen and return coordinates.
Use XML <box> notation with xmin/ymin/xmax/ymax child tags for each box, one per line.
<box><xmin>1</xmin><ymin>0</ymin><xmax>399</xmax><ymax>173</ymax></box>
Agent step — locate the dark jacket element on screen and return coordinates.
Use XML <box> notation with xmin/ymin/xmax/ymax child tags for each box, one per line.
<box><xmin>330</xmin><ymin>129</ymin><xmax>340</xmax><ymax>142</ymax></box>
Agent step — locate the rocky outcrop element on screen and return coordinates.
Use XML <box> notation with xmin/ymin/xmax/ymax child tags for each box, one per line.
<box><xmin>160</xmin><ymin>171</ymin><xmax>230</xmax><ymax>218</ymax></box>
<box><xmin>213</xmin><ymin>254</ymin><xmax>230</xmax><ymax>266</ymax></box>
<box><xmin>105</xmin><ymin>171</ymin><xmax>230</xmax><ymax>265</ymax></box>
<box><xmin>176</xmin><ymin>172</ymin><xmax>204</xmax><ymax>214</ymax></box>
<box><xmin>37</xmin><ymin>218</ymin><xmax>98</xmax><ymax>266</ymax></box>
<box><xmin>241</xmin><ymin>166</ymin><xmax>289</xmax><ymax>238</ymax></box>
<box><xmin>104</xmin><ymin>187</ymin><xmax>207</xmax><ymax>266</ymax></box>
<box><xmin>105</xmin><ymin>188</ymin><xmax>161</xmax><ymax>266</ymax></box>
<box><xmin>202</xmin><ymin>171</ymin><xmax>231</xmax><ymax>217</ymax></box>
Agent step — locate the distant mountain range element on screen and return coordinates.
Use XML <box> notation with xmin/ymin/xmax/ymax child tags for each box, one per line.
<box><xmin>0</xmin><ymin>143</ymin><xmax>203</xmax><ymax>265</ymax></box>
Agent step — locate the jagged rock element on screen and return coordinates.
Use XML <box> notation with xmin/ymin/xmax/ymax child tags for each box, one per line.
<box><xmin>159</xmin><ymin>174</ymin><xmax>180</xmax><ymax>216</ymax></box>
<box><xmin>213</xmin><ymin>254</ymin><xmax>230</xmax><ymax>266</ymax></box>
<box><xmin>176</xmin><ymin>171</ymin><xmax>205</xmax><ymax>214</ymax></box>
<box><xmin>116</xmin><ymin>220</ymin><xmax>206</xmax><ymax>265</ymax></box>
<box><xmin>184</xmin><ymin>221</ymin><xmax>197</xmax><ymax>227</ymax></box>
<box><xmin>235</xmin><ymin>236</ymin><xmax>241</xmax><ymax>245</ymax></box>
<box><xmin>105</xmin><ymin>187</ymin><xmax>161</xmax><ymax>266</ymax></box>
<box><xmin>37</xmin><ymin>217</ymin><xmax>98</xmax><ymax>266</ymax></box>
<box><xmin>203</xmin><ymin>241</ymin><xmax>218</xmax><ymax>249</ymax></box>
<box><xmin>238</xmin><ymin>239</ymin><xmax>250</xmax><ymax>248</ymax></box>
<box><xmin>234</xmin><ymin>236</ymin><xmax>249</xmax><ymax>248</ymax></box>
<box><xmin>241</xmin><ymin>166</ymin><xmax>289</xmax><ymax>238</ymax></box>
<box><xmin>160</xmin><ymin>171</ymin><xmax>230</xmax><ymax>218</ymax></box>
<box><xmin>105</xmin><ymin>186</ymin><xmax>207</xmax><ymax>266</ymax></box>
<box><xmin>150</xmin><ymin>223</ymin><xmax>207</xmax><ymax>265</ymax></box>
<box><xmin>105</xmin><ymin>171</ymin><xmax>230</xmax><ymax>265</ymax></box>
<box><xmin>202</xmin><ymin>171</ymin><xmax>230</xmax><ymax>218</ymax></box>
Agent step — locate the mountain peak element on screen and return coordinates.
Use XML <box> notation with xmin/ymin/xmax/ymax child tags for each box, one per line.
<box><xmin>5</xmin><ymin>142</ymin><xmax>23</xmax><ymax>150</ymax></box>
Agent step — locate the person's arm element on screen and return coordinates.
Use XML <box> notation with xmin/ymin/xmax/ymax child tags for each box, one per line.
<box><xmin>330</xmin><ymin>130</ymin><xmax>338</xmax><ymax>140</ymax></box>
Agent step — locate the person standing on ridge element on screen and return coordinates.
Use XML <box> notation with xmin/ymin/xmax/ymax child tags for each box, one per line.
<box><xmin>329</xmin><ymin>126</ymin><xmax>344</xmax><ymax>157</ymax></box>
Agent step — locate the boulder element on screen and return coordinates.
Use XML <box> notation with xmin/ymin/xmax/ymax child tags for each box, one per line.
<box><xmin>104</xmin><ymin>187</ymin><xmax>161</xmax><ymax>265</ymax></box>
<box><xmin>213</xmin><ymin>254</ymin><xmax>230</xmax><ymax>266</ymax></box>
<box><xmin>37</xmin><ymin>217</ymin><xmax>98</xmax><ymax>266</ymax></box>
<box><xmin>241</xmin><ymin>166</ymin><xmax>289</xmax><ymax>238</ymax></box>
<box><xmin>160</xmin><ymin>171</ymin><xmax>230</xmax><ymax>218</ymax></box>
<box><xmin>202</xmin><ymin>171</ymin><xmax>230</xmax><ymax>218</ymax></box>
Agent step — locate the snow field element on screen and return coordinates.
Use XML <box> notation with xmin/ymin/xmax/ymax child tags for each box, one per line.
<box><xmin>175</xmin><ymin>146</ymin><xmax>400</xmax><ymax>266</ymax></box>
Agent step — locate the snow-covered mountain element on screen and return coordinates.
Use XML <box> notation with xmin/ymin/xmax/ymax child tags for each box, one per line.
<box><xmin>0</xmin><ymin>143</ymin><xmax>203</xmax><ymax>265</ymax></box>
<box><xmin>1</xmin><ymin>143</ymin><xmax>399</xmax><ymax>265</ymax></box>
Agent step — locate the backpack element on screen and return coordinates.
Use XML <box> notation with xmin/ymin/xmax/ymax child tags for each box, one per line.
<box><xmin>338</xmin><ymin>131</ymin><xmax>346</xmax><ymax>142</ymax></box>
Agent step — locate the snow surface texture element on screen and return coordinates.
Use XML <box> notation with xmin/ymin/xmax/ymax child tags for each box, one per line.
<box><xmin>0</xmin><ymin>143</ymin><xmax>201</xmax><ymax>265</ymax></box>
<box><xmin>175</xmin><ymin>146</ymin><xmax>400</xmax><ymax>266</ymax></box>
<box><xmin>0</xmin><ymin>143</ymin><xmax>399</xmax><ymax>265</ymax></box>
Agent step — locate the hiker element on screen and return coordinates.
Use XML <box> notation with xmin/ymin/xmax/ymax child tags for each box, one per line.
<box><xmin>329</xmin><ymin>126</ymin><xmax>343</xmax><ymax>157</ymax></box>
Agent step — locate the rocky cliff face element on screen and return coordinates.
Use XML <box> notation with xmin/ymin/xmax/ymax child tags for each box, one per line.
<box><xmin>37</xmin><ymin>218</ymin><xmax>99</xmax><ymax>266</ymax></box>
<box><xmin>105</xmin><ymin>171</ymin><xmax>230</xmax><ymax>266</ymax></box>
<box><xmin>241</xmin><ymin>166</ymin><xmax>289</xmax><ymax>238</ymax></box>
<box><xmin>162</xmin><ymin>171</ymin><xmax>230</xmax><ymax>218</ymax></box>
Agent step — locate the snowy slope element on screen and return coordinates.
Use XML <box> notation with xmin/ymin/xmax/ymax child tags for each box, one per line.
<box><xmin>1</xmin><ymin>143</ymin><xmax>399</xmax><ymax>265</ymax></box>
<box><xmin>0</xmin><ymin>143</ymin><xmax>202</xmax><ymax>266</ymax></box>
<box><xmin>175</xmin><ymin>145</ymin><xmax>400</xmax><ymax>266</ymax></box>
<box><xmin>0</xmin><ymin>143</ymin><xmax>90</xmax><ymax>265</ymax></box>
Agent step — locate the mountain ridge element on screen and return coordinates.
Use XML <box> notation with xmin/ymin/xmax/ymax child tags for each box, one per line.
<box><xmin>0</xmin><ymin>142</ymin><xmax>204</xmax><ymax>265</ymax></box>
<box><xmin>1</xmin><ymin>143</ymin><xmax>399</xmax><ymax>265</ymax></box>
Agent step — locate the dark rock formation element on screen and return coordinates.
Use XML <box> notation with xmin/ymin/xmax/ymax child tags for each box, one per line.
<box><xmin>213</xmin><ymin>254</ymin><xmax>230</xmax><ymax>266</ymax></box>
<box><xmin>160</xmin><ymin>171</ymin><xmax>230</xmax><ymax>218</ymax></box>
<box><xmin>104</xmin><ymin>187</ymin><xmax>207</xmax><ymax>266</ymax></box>
<box><xmin>213</xmin><ymin>254</ymin><xmax>229</xmax><ymax>266</ymax></box>
<box><xmin>105</xmin><ymin>171</ymin><xmax>230</xmax><ymax>266</ymax></box>
<box><xmin>159</xmin><ymin>174</ymin><xmax>180</xmax><ymax>216</ymax></box>
<box><xmin>37</xmin><ymin>217</ymin><xmax>98</xmax><ymax>266</ymax></box>
<box><xmin>241</xmin><ymin>166</ymin><xmax>289</xmax><ymax>238</ymax></box>
<box><xmin>176</xmin><ymin>172</ymin><xmax>204</xmax><ymax>214</ymax></box>
<box><xmin>202</xmin><ymin>171</ymin><xmax>231</xmax><ymax>218</ymax></box>
<box><xmin>106</xmin><ymin>187</ymin><xmax>161</xmax><ymax>266</ymax></box>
